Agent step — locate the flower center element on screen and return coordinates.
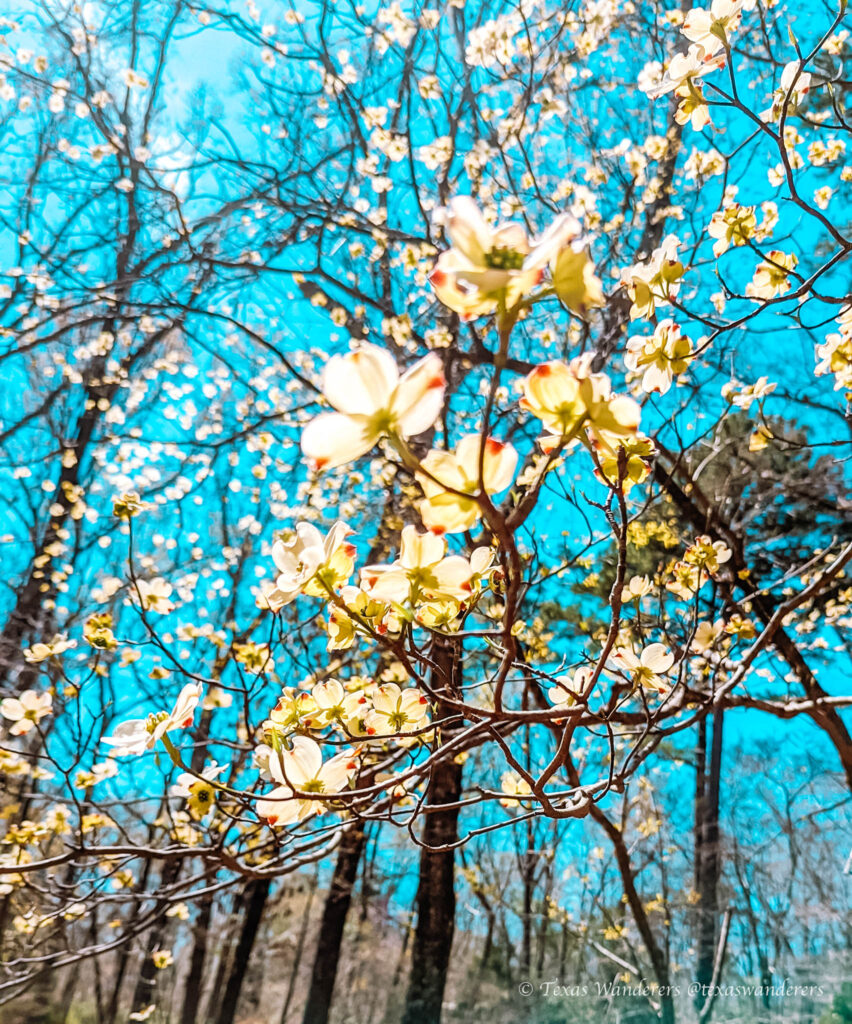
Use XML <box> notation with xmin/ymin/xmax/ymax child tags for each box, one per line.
<box><xmin>387</xmin><ymin>710</ymin><xmax>410</xmax><ymax>731</ymax></box>
<box><xmin>485</xmin><ymin>246</ymin><xmax>525</xmax><ymax>271</ymax></box>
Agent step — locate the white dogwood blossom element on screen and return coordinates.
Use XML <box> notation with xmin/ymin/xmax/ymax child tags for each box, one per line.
<box><xmin>360</xmin><ymin>525</ymin><xmax>474</xmax><ymax>605</ymax></box>
<box><xmin>102</xmin><ymin>683</ymin><xmax>203</xmax><ymax>757</ymax></box>
<box><xmin>625</xmin><ymin>320</ymin><xmax>694</xmax><ymax>394</ymax></box>
<box><xmin>256</xmin><ymin>736</ymin><xmax>358</xmax><ymax>827</ymax></box>
<box><xmin>429</xmin><ymin>197</ymin><xmax>593</xmax><ymax>318</ymax></box>
<box><xmin>365</xmin><ymin>684</ymin><xmax>430</xmax><ymax>737</ymax></box>
<box><xmin>1</xmin><ymin>690</ymin><xmax>53</xmax><ymax>735</ymax></box>
<box><xmin>301</xmin><ymin>344</ymin><xmax>446</xmax><ymax>470</ymax></box>
<box><xmin>609</xmin><ymin>644</ymin><xmax>675</xmax><ymax>692</ymax></box>
<box><xmin>417</xmin><ymin>434</ymin><xmax>518</xmax><ymax>534</ymax></box>
<box><xmin>263</xmin><ymin>521</ymin><xmax>356</xmax><ymax>609</ymax></box>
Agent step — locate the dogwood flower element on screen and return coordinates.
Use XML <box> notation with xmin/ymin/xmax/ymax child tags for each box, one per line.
<box><xmin>547</xmin><ymin>666</ymin><xmax>594</xmax><ymax>709</ymax></box>
<box><xmin>620</xmin><ymin>235</ymin><xmax>685</xmax><ymax>319</ymax></box>
<box><xmin>301</xmin><ymin>344</ymin><xmax>446</xmax><ymax>470</ymax></box>
<box><xmin>595</xmin><ymin>434</ymin><xmax>656</xmax><ymax>492</ymax></box>
<box><xmin>684</xmin><ymin>535</ymin><xmax>731</xmax><ymax>574</ymax></box>
<box><xmin>762</xmin><ymin>61</ymin><xmax>811</xmax><ymax>122</ymax></box>
<box><xmin>691</xmin><ymin>620</ymin><xmax>725</xmax><ymax>654</ymax></box>
<box><xmin>621</xmin><ymin>575</ymin><xmax>654</xmax><ymax>602</ymax></box>
<box><xmin>721</xmin><ymin>376</ymin><xmax>777</xmax><ymax>408</ymax></box>
<box><xmin>1</xmin><ymin>690</ymin><xmax>53</xmax><ymax>735</ymax></box>
<box><xmin>815</xmin><ymin>306</ymin><xmax>852</xmax><ymax>391</ymax></box>
<box><xmin>708</xmin><ymin>203</ymin><xmax>756</xmax><ymax>257</ymax></box>
<box><xmin>134</xmin><ymin>578</ymin><xmax>175</xmax><ymax>614</ymax></box>
<box><xmin>23</xmin><ymin>634</ymin><xmax>76</xmax><ymax>663</ymax></box>
<box><xmin>102</xmin><ymin>683</ymin><xmax>203</xmax><ymax>756</ymax></box>
<box><xmin>305</xmin><ymin>679</ymin><xmax>370</xmax><ymax>731</ymax></box>
<box><xmin>682</xmin><ymin>0</ymin><xmax>745</xmax><ymax>53</ymax></box>
<box><xmin>530</xmin><ymin>211</ymin><xmax>603</xmax><ymax>315</ymax></box>
<box><xmin>324</xmin><ymin>585</ymin><xmax>399</xmax><ymax>650</ymax></box>
<box><xmin>499</xmin><ymin>771</ymin><xmax>533</xmax><ymax>808</ymax></box>
<box><xmin>745</xmin><ymin>251</ymin><xmax>797</xmax><ymax>298</ymax></box>
<box><xmin>360</xmin><ymin>525</ymin><xmax>474</xmax><ymax>605</ymax></box>
<box><xmin>267</xmin><ymin>687</ymin><xmax>317</xmax><ymax>731</ymax></box>
<box><xmin>646</xmin><ymin>45</ymin><xmax>726</xmax><ymax>131</ymax></box>
<box><xmin>417</xmin><ymin>435</ymin><xmax>518</xmax><ymax>534</ymax></box>
<box><xmin>522</xmin><ymin>357</ymin><xmax>641</xmax><ymax>458</ymax></box>
<box><xmin>256</xmin><ymin>736</ymin><xmax>358</xmax><ymax>827</ymax></box>
<box><xmin>170</xmin><ymin>762</ymin><xmax>227</xmax><ymax>820</ymax></box>
<box><xmin>625</xmin><ymin>320</ymin><xmax>694</xmax><ymax>394</ymax></box>
<box><xmin>264</xmin><ymin>521</ymin><xmax>356</xmax><ymax>609</ymax></box>
<box><xmin>609</xmin><ymin>643</ymin><xmax>675</xmax><ymax>692</ymax></box>
<box><xmin>429</xmin><ymin>197</ymin><xmax>582</xmax><ymax>317</ymax></box>
<box><xmin>365</xmin><ymin>684</ymin><xmax>430</xmax><ymax>737</ymax></box>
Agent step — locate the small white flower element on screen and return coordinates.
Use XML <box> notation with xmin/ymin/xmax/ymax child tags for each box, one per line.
<box><xmin>365</xmin><ymin>684</ymin><xmax>430</xmax><ymax>737</ymax></box>
<box><xmin>1</xmin><ymin>690</ymin><xmax>53</xmax><ymax>735</ymax></box>
<box><xmin>301</xmin><ymin>344</ymin><xmax>446</xmax><ymax>471</ymax></box>
<box><xmin>102</xmin><ymin>683</ymin><xmax>202</xmax><ymax>756</ymax></box>
<box><xmin>257</xmin><ymin>736</ymin><xmax>358</xmax><ymax>827</ymax></box>
<box><xmin>609</xmin><ymin>643</ymin><xmax>675</xmax><ymax>692</ymax></box>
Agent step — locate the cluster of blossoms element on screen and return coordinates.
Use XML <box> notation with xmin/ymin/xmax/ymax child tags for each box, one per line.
<box><xmin>815</xmin><ymin>305</ymin><xmax>852</xmax><ymax>395</ymax></box>
<box><xmin>644</xmin><ymin>0</ymin><xmax>817</xmax><ymax>138</ymax></box>
<box><xmin>261</xmin><ymin>517</ymin><xmax>498</xmax><ymax>648</ymax></box>
<box><xmin>78</xmin><ymin>187</ymin><xmax>720</xmax><ymax>838</ymax></box>
<box><xmin>625</xmin><ymin>320</ymin><xmax>695</xmax><ymax>394</ymax></box>
<box><xmin>520</xmin><ymin>356</ymin><xmax>654</xmax><ymax>490</ymax></box>
<box><xmin>428</xmin><ymin>196</ymin><xmax>603</xmax><ymax>320</ymax></box>
<box><xmin>252</xmin><ymin>677</ymin><xmax>430</xmax><ymax>826</ymax></box>
<box><xmin>666</xmin><ymin>535</ymin><xmax>732</xmax><ymax>600</ymax></box>
<box><xmin>644</xmin><ymin>0</ymin><xmax>751</xmax><ymax>129</ymax></box>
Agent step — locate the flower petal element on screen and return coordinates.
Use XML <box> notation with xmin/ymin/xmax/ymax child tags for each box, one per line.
<box><xmin>399</xmin><ymin>525</ymin><xmax>445</xmax><ymax>569</ymax></box>
<box><xmin>391</xmin><ymin>354</ymin><xmax>446</xmax><ymax>437</ymax></box>
<box><xmin>322</xmin><ymin>344</ymin><xmax>398</xmax><ymax>415</ymax></box>
<box><xmin>284</xmin><ymin>735</ymin><xmax>323</xmax><ymax>785</ymax></box>
<box><xmin>301</xmin><ymin>412</ymin><xmax>378</xmax><ymax>470</ymax></box>
<box><xmin>446</xmin><ymin>196</ymin><xmax>492</xmax><ymax>265</ymax></box>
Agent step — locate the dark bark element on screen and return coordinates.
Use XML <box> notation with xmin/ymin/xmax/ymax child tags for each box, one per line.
<box><xmin>520</xmin><ymin>817</ymin><xmax>533</xmax><ymax>977</ymax></box>
<box><xmin>280</xmin><ymin>876</ymin><xmax>317</xmax><ymax>1024</ymax></box>
<box><xmin>695</xmin><ymin>708</ymin><xmax>724</xmax><ymax>1005</ymax></box>
<box><xmin>300</xmin><ymin>825</ymin><xmax>366</xmax><ymax>1024</ymax></box>
<box><xmin>104</xmin><ymin>857</ymin><xmax>153</xmax><ymax>1024</ymax></box>
<box><xmin>400</xmin><ymin>637</ymin><xmax>463</xmax><ymax>1024</ymax></box>
<box><xmin>400</xmin><ymin>754</ymin><xmax>463</xmax><ymax>1024</ymax></box>
<box><xmin>590</xmin><ymin>803</ymin><xmax>675</xmax><ymax>1024</ymax></box>
<box><xmin>694</xmin><ymin>717</ymin><xmax>707</xmax><ymax>898</ymax></box>
<box><xmin>179</xmin><ymin>891</ymin><xmax>213</xmax><ymax>1024</ymax></box>
<box><xmin>213</xmin><ymin>877</ymin><xmax>271</xmax><ymax>1024</ymax></box>
<box><xmin>129</xmin><ymin>859</ymin><xmax>183</xmax><ymax>1016</ymax></box>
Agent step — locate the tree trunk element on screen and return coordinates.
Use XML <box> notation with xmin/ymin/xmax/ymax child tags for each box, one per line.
<box><xmin>180</xmin><ymin>891</ymin><xmax>214</xmax><ymax>1024</ymax></box>
<box><xmin>104</xmin><ymin>857</ymin><xmax>153</xmax><ymax>1023</ymax></box>
<box><xmin>520</xmin><ymin>816</ymin><xmax>533</xmax><ymax>977</ymax></box>
<box><xmin>695</xmin><ymin>707</ymin><xmax>724</xmax><ymax>1009</ymax></box>
<box><xmin>400</xmin><ymin>636</ymin><xmax>463</xmax><ymax>1024</ymax></box>
<box><xmin>129</xmin><ymin>859</ymin><xmax>183</xmax><ymax>1016</ymax></box>
<box><xmin>300</xmin><ymin>825</ymin><xmax>366</xmax><ymax>1024</ymax></box>
<box><xmin>279</xmin><ymin>875</ymin><xmax>317</xmax><ymax>1024</ymax></box>
<box><xmin>213</xmin><ymin>877</ymin><xmax>271</xmax><ymax>1024</ymax></box>
<box><xmin>399</xmin><ymin>753</ymin><xmax>463</xmax><ymax>1024</ymax></box>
